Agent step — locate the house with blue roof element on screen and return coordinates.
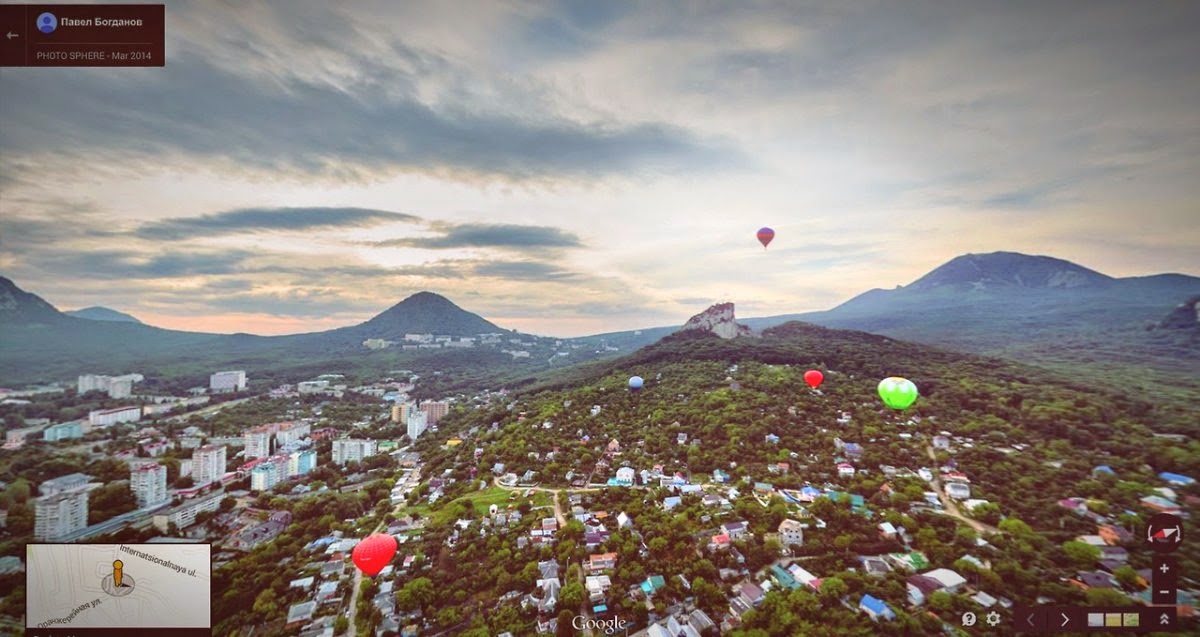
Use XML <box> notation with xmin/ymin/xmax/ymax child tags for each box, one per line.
<box><xmin>859</xmin><ymin>594</ymin><xmax>896</xmax><ymax>621</ymax></box>
<box><xmin>771</xmin><ymin>564</ymin><xmax>800</xmax><ymax>590</ymax></box>
<box><xmin>640</xmin><ymin>575</ymin><xmax>666</xmax><ymax>596</ymax></box>
<box><xmin>1159</xmin><ymin>472</ymin><xmax>1196</xmax><ymax>487</ymax></box>
<box><xmin>1093</xmin><ymin>465</ymin><xmax>1115</xmax><ymax>476</ymax></box>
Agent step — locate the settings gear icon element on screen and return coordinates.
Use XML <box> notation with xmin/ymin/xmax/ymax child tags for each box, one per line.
<box><xmin>985</xmin><ymin>611</ymin><xmax>1001</xmax><ymax>627</ymax></box>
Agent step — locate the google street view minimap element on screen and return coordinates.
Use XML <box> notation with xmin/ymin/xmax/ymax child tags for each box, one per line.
<box><xmin>26</xmin><ymin>543</ymin><xmax>210</xmax><ymax>634</ymax></box>
<box><xmin>0</xmin><ymin>1</ymin><xmax>1197</xmax><ymax>636</ymax></box>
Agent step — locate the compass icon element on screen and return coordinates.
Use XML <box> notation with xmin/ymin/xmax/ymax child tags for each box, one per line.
<box><xmin>1146</xmin><ymin>513</ymin><xmax>1183</xmax><ymax>554</ymax></box>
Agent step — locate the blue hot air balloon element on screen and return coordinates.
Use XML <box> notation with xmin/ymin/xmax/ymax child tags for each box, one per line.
<box><xmin>628</xmin><ymin>376</ymin><xmax>644</xmax><ymax>391</ymax></box>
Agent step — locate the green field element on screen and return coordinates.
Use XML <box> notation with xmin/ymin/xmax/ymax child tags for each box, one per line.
<box><xmin>429</xmin><ymin>486</ymin><xmax>551</xmax><ymax>526</ymax></box>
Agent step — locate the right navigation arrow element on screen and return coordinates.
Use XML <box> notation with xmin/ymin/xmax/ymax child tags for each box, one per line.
<box><xmin>1060</xmin><ymin>612</ymin><xmax>1070</xmax><ymax>627</ymax></box>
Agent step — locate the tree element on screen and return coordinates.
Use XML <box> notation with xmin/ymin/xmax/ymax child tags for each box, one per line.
<box><xmin>334</xmin><ymin>616</ymin><xmax>348</xmax><ymax>633</ymax></box>
<box><xmin>999</xmin><ymin>517</ymin><xmax>1033</xmax><ymax>536</ymax></box>
<box><xmin>1085</xmin><ymin>587</ymin><xmax>1129</xmax><ymax>606</ymax></box>
<box><xmin>558</xmin><ymin>581</ymin><xmax>585</xmax><ymax>611</ymax></box>
<box><xmin>693</xmin><ymin>576</ymin><xmax>725</xmax><ymax>615</ymax></box>
<box><xmin>396</xmin><ymin>577</ymin><xmax>434</xmax><ymax>612</ymax></box>
<box><xmin>1113</xmin><ymin>565</ymin><xmax>1141</xmax><ymax>590</ymax></box>
<box><xmin>818</xmin><ymin>576</ymin><xmax>847</xmax><ymax>603</ymax></box>
<box><xmin>556</xmin><ymin>610</ymin><xmax>575</xmax><ymax>637</ymax></box>
<box><xmin>928</xmin><ymin>591</ymin><xmax>955</xmax><ymax>613</ymax></box>
<box><xmin>1061</xmin><ymin>541</ymin><xmax>1101</xmax><ymax>570</ymax></box>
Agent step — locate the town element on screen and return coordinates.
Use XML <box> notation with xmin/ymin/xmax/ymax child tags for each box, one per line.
<box><xmin>1</xmin><ymin>344</ymin><xmax>1195</xmax><ymax>636</ymax></box>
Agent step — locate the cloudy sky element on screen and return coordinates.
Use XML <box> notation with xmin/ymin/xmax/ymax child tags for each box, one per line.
<box><xmin>1</xmin><ymin>0</ymin><xmax>1197</xmax><ymax>336</ymax></box>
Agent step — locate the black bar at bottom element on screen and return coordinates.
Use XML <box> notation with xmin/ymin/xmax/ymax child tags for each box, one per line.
<box><xmin>27</xmin><ymin>628</ymin><xmax>209</xmax><ymax>637</ymax></box>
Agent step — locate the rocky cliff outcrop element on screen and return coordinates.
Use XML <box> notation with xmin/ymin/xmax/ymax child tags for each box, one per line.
<box><xmin>680</xmin><ymin>302</ymin><xmax>751</xmax><ymax>339</ymax></box>
<box><xmin>1159</xmin><ymin>296</ymin><xmax>1200</xmax><ymax>330</ymax></box>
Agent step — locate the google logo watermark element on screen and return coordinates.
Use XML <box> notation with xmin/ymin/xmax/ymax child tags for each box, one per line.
<box><xmin>571</xmin><ymin>615</ymin><xmax>631</xmax><ymax>634</ymax></box>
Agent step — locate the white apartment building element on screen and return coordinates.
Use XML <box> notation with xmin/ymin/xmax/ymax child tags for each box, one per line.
<box><xmin>209</xmin><ymin>370</ymin><xmax>247</xmax><ymax>393</ymax></box>
<box><xmin>78</xmin><ymin>373</ymin><xmax>143</xmax><ymax>398</ymax></box>
<box><xmin>88</xmin><ymin>406</ymin><xmax>142</xmax><ymax>427</ymax></box>
<box><xmin>250</xmin><ymin>457</ymin><xmax>289</xmax><ymax>492</ymax></box>
<box><xmin>297</xmin><ymin>380</ymin><xmax>330</xmax><ymax>395</ymax></box>
<box><xmin>406</xmin><ymin>411</ymin><xmax>428</xmax><ymax>441</ymax></box>
<box><xmin>331</xmin><ymin>439</ymin><xmax>378</xmax><ymax>465</ymax></box>
<box><xmin>153</xmin><ymin>493</ymin><xmax>223</xmax><ymax>533</ymax></box>
<box><xmin>288</xmin><ymin>449</ymin><xmax>317</xmax><ymax>476</ymax></box>
<box><xmin>130</xmin><ymin>462</ymin><xmax>168</xmax><ymax>508</ymax></box>
<box><xmin>34</xmin><ymin>473</ymin><xmax>97</xmax><ymax>541</ymax></box>
<box><xmin>275</xmin><ymin>422</ymin><xmax>311</xmax><ymax>447</ymax></box>
<box><xmin>192</xmin><ymin>444</ymin><xmax>227</xmax><ymax>486</ymax></box>
<box><xmin>243</xmin><ymin>429</ymin><xmax>271</xmax><ymax>459</ymax></box>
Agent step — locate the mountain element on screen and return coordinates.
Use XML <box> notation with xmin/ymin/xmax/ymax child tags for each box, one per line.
<box><xmin>0</xmin><ymin>281</ymin><xmax>533</xmax><ymax>387</ymax></box>
<box><xmin>736</xmin><ymin>252</ymin><xmax>1200</xmax><ymax>409</ymax></box>
<box><xmin>0</xmin><ymin>275</ymin><xmax>66</xmax><ymax>326</ymax></box>
<box><xmin>65</xmin><ymin>306</ymin><xmax>143</xmax><ymax>323</ymax></box>
<box><xmin>1157</xmin><ymin>296</ymin><xmax>1200</xmax><ymax>330</ymax></box>
<box><xmin>346</xmin><ymin>291</ymin><xmax>502</xmax><ymax>338</ymax></box>
<box><xmin>905</xmin><ymin>251</ymin><xmax>1113</xmax><ymax>291</ymax></box>
<box><xmin>679</xmin><ymin>302</ymin><xmax>751</xmax><ymax>339</ymax></box>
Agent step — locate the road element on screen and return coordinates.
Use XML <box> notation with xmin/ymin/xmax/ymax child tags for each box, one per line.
<box><xmin>165</xmin><ymin>395</ymin><xmax>255</xmax><ymax>423</ymax></box>
<box><xmin>58</xmin><ymin>502</ymin><xmax>170</xmax><ymax>542</ymax></box>
<box><xmin>924</xmin><ymin>445</ymin><xmax>1000</xmax><ymax>535</ymax></box>
<box><xmin>345</xmin><ymin>466</ymin><xmax>422</xmax><ymax>637</ymax></box>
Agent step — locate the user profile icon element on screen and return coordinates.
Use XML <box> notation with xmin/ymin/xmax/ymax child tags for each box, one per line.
<box><xmin>37</xmin><ymin>12</ymin><xmax>57</xmax><ymax>33</ymax></box>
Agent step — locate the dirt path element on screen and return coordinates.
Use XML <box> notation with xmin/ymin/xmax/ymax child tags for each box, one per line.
<box><xmin>346</xmin><ymin>467</ymin><xmax>421</xmax><ymax>636</ymax></box>
<box><xmin>925</xmin><ymin>444</ymin><xmax>1001</xmax><ymax>535</ymax></box>
<box><xmin>491</xmin><ymin>477</ymin><xmax>603</xmax><ymax>527</ymax></box>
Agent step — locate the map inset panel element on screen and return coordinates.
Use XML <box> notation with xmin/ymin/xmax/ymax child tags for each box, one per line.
<box><xmin>26</xmin><ymin>543</ymin><xmax>211</xmax><ymax>633</ymax></box>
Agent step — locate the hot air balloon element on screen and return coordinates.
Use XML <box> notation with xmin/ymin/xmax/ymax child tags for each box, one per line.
<box><xmin>351</xmin><ymin>533</ymin><xmax>398</xmax><ymax>576</ymax></box>
<box><xmin>877</xmin><ymin>377</ymin><xmax>919</xmax><ymax>410</ymax></box>
<box><xmin>803</xmin><ymin>369</ymin><xmax>824</xmax><ymax>389</ymax></box>
<box><xmin>628</xmin><ymin>376</ymin><xmax>644</xmax><ymax>391</ymax></box>
<box><xmin>756</xmin><ymin>227</ymin><xmax>775</xmax><ymax>248</ymax></box>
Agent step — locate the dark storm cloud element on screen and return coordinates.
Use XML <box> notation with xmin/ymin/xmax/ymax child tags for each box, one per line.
<box><xmin>372</xmin><ymin>223</ymin><xmax>583</xmax><ymax>250</ymax></box>
<box><xmin>29</xmin><ymin>248</ymin><xmax>404</xmax><ymax>281</ymax></box>
<box><xmin>135</xmin><ymin>207</ymin><xmax>422</xmax><ymax>240</ymax></box>
<box><xmin>36</xmin><ymin>250</ymin><xmax>259</xmax><ymax>279</ymax></box>
<box><xmin>470</xmin><ymin>260</ymin><xmax>579</xmax><ymax>281</ymax></box>
<box><xmin>0</xmin><ymin>47</ymin><xmax>743</xmax><ymax>182</ymax></box>
<box><xmin>201</xmin><ymin>290</ymin><xmax>381</xmax><ymax>318</ymax></box>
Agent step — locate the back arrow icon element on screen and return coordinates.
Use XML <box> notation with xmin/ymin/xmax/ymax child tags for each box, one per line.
<box><xmin>5</xmin><ymin>31</ymin><xmax>17</xmax><ymax>40</ymax></box>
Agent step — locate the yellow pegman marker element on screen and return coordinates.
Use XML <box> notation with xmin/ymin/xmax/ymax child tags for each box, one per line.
<box><xmin>113</xmin><ymin>560</ymin><xmax>124</xmax><ymax>587</ymax></box>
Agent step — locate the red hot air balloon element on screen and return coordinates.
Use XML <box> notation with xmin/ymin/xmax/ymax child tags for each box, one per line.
<box><xmin>351</xmin><ymin>533</ymin><xmax>398</xmax><ymax>576</ymax></box>
<box><xmin>804</xmin><ymin>369</ymin><xmax>824</xmax><ymax>389</ymax></box>
<box><xmin>756</xmin><ymin>227</ymin><xmax>775</xmax><ymax>248</ymax></box>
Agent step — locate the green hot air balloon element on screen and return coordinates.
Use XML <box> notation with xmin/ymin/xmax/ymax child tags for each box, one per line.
<box><xmin>878</xmin><ymin>376</ymin><xmax>919</xmax><ymax>410</ymax></box>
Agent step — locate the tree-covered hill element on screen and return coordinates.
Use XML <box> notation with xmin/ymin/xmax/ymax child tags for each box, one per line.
<box><xmin>401</xmin><ymin>321</ymin><xmax>1197</xmax><ymax>635</ymax></box>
